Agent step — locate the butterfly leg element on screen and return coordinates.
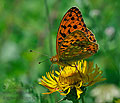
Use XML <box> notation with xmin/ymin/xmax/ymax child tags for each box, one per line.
<box><xmin>65</xmin><ymin>62</ymin><xmax>75</xmax><ymax>67</ymax></box>
<box><xmin>74</xmin><ymin>63</ymin><xmax>82</xmax><ymax>78</ymax></box>
<box><xmin>50</xmin><ymin>64</ymin><xmax>54</xmax><ymax>71</ymax></box>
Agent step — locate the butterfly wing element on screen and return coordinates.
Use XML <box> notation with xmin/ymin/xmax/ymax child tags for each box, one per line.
<box><xmin>56</xmin><ymin>7</ymin><xmax>97</xmax><ymax>55</ymax></box>
<box><xmin>58</xmin><ymin>30</ymin><xmax>98</xmax><ymax>61</ymax></box>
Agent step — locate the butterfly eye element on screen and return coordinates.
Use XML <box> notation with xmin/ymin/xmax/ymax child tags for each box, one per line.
<box><xmin>50</xmin><ymin>56</ymin><xmax>58</xmax><ymax>63</ymax></box>
<box><xmin>53</xmin><ymin>58</ymin><xmax>57</xmax><ymax>62</ymax></box>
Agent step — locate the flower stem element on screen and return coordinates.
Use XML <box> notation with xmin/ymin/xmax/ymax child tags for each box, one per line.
<box><xmin>44</xmin><ymin>0</ymin><xmax>53</xmax><ymax>56</ymax></box>
<box><xmin>81</xmin><ymin>96</ymin><xmax>85</xmax><ymax>103</ymax></box>
<box><xmin>73</xmin><ymin>100</ymin><xmax>79</xmax><ymax>103</ymax></box>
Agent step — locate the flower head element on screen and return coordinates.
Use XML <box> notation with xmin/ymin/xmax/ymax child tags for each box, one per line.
<box><xmin>39</xmin><ymin>60</ymin><xmax>105</xmax><ymax>100</ymax></box>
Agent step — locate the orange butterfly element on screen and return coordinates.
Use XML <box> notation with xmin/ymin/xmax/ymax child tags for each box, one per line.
<box><xmin>50</xmin><ymin>7</ymin><xmax>98</xmax><ymax>66</ymax></box>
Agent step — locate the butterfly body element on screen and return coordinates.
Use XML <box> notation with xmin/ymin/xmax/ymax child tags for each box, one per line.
<box><xmin>50</xmin><ymin>7</ymin><xmax>98</xmax><ymax>66</ymax></box>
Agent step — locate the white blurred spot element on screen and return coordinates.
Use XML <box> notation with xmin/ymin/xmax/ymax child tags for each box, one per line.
<box><xmin>0</xmin><ymin>41</ymin><xmax>20</xmax><ymax>62</ymax></box>
<box><xmin>38</xmin><ymin>78</ymin><xmax>42</xmax><ymax>83</ymax></box>
<box><xmin>104</xmin><ymin>26</ymin><xmax>115</xmax><ymax>37</ymax></box>
<box><xmin>91</xmin><ymin>84</ymin><xmax>120</xmax><ymax>103</ymax></box>
<box><xmin>89</xmin><ymin>9</ymin><xmax>101</xmax><ymax>17</ymax></box>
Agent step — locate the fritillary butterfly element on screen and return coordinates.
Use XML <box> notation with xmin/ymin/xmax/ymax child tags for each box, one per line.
<box><xmin>50</xmin><ymin>7</ymin><xmax>98</xmax><ymax>66</ymax></box>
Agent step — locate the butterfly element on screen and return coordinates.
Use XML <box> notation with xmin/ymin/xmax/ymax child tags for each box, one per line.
<box><xmin>50</xmin><ymin>7</ymin><xmax>98</xmax><ymax>66</ymax></box>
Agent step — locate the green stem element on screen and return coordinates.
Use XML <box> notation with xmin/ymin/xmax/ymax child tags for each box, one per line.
<box><xmin>81</xmin><ymin>96</ymin><xmax>85</xmax><ymax>103</ymax></box>
<box><xmin>44</xmin><ymin>0</ymin><xmax>53</xmax><ymax>56</ymax></box>
<box><xmin>73</xmin><ymin>100</ymin><xmax>79</xmax><ymax>103</ymax></box>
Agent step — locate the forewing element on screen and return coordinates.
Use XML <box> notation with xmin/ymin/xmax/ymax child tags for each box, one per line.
<box><xmin>56</xmin><ymin>7</ymin><xmax>97</xmax><ymax>54</ymax></box>
<box><xmin>58</xmin><ymin>30</ymin><xmax>98</xmax><ymax>60</ymax></box>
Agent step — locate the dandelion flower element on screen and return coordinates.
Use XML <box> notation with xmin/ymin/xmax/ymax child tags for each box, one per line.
<box><xmin>39</xmin><ymin>60</ymin><xmax>105</xmax><ymax>101</ymax></box>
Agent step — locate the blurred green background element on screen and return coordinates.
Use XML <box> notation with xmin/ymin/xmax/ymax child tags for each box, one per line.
<box><xmin>0</xmin><ymin>0</ymin><xmax>120</xmax><ymax>103</ymax></box>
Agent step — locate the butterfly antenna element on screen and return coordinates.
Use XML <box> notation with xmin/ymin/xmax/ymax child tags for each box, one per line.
<box><xmin>38</xmin><ymin>58</ymin><xmax>51</xmax><ymax>64</ymax></box>
<box><xmin>29</xmin><ymin>49</ymin><xmax>51</xmax><ymax>58</ymax></box>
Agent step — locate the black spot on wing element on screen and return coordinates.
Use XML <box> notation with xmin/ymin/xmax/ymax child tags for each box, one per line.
<box><xmin>73</xmin><ymin>42</ymin><xmax>77</xmax><ymax>45</ymax></box>
<box><xmin>68</xmin><ymin>29</ymin><xmax>71</xmax><ymax>34</ymax></box>
<box><xmin>61</xmin><ymin>25</ymin><xmax>66</xmax><ymax>29</ymax></box>
<box><xmin>79</xmin><ymin>15</ymin><xmax>82</xmax><ymax>17</ymax></box>
<box><xmin>76</xmin><ymin>39</ymin><xmax>80</xmax><ymax>42</ymax></box>
<box><xmin>81</xmin><ymin>44</ymin><xmax>85</xmax><ymax>48</ymax></box>
<box><xmin>74</xmin><ymin>35</ymin><xmax>77</xmax><ymax>38</ymax></box>
<box><xmin>62</xmin><ymin>44</ymin><xmax>68</xmax><ymax>47</ymax></box>
<box><xmin>90</xmin><ymin>33</ymin><xmax>94</xmax><ymax>36</ymax></box>
<box><xmin>71</xmin><ymin>7</ymin><xmax>78</xmax><ymax>9</ymax></box>
<box><xmin>71</xmin><ymin>17</ymin><xmax>75</xmax><ymax>20</ymax></box>
<box><xmin>83</xmin><ymin>24</ymin><xmax>86</xmax><ymax>27</ymax></box>
<box><xmin>81</xmin><ymin>18</ymin><xmax>84</xmax><ymax>22</ymax></box>
<box><xmin>60</xmin><ymin>30</ymin><xmax>66</xmax><ymax>38</ymax></box>
<box><xmin>58</xmin><ymin>42</ymin><xmax>61</xmax><ymax>44</ymax></box>
<box><xmin>81</xmin><ymin>28</ymin><xmax>84</xmax><ymax>31</ymax></box>
<box><xmin>74</xmin><ymin>7</ymin><xmax>79</xmax><ymax>11</ymax></box>
<box><xmin>87</xmin><ymin>35</ymin><xmax>89</xmax><ymax>37</ymax></box>
<box><xmin>78</xmin><ymin>11</ymin><xmax>81</xmax><ymax>14</ymax></box>
<box><xmin>64</xmin><ymin>18</ymin><xmax>68</xmax><ymax>21</ymax></box>
<box><xmin>93</xmin><ymin>50</ymin><xmax>97</xmax><ymax>53</ymax></box>
<box><xmin>58</xmin><ymin>37</ymin><xmax>63</xmax><ymax>40</ymax></box>
<box><xmin>85</xmin><ymin>29</ymin><xmax>88</xmax><ymax>33</ymax></box>
<box><xmin>70</xmin><ymin>42</ymin><xmax>73</xmax><ymax>45</ymax></box>
<box><xmin>68</xmin><ymin>24</ymin><xmax>72</xmax><ymax>27</ymax></box>
<box><xmin>87</xmin><ymin>48</ymin><xmax>91</xmax><ymax>51</ymax></box>
<box><xmin>69</xmin><ymin>14</ymin><xmax>72</xmax><ymax>17</ymax></box>
<box><xmin>73</xmin><ymin>25</ymin><xmax>77</xmax><ymax>29</ymax></box>
<box><xmin>93</xmin><ymin>39</ymin><xmax>96</xmax><ymax>42</ymax></box>
<box><xmin>77</xmin><ymin>18</ymin><xmax>79</xmax><ymax>21</ymax></box>
<box><xmin>64</xmin><ymin>40</ymin><xmax>68</xmax><ymax>43</ymax></box>
<box><xmin>60</xmin><ymin>47</ymin><xmax>65</xmax><ymax>50</ymax></box>
<box><xmin>89</xmin><ymin>37</ymin><xmax>92</xmax><ymax>41</ymax></box>
<box><xmin>71</xmin><ymin>39</ymin><xmax>74</xmax><ymax>42</ymax></box>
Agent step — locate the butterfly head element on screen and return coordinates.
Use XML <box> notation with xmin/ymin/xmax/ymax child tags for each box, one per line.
<box><xmin>50</xmin><ymin>55</ymin><xmax>59</xmax><ymax>64</ymax></box>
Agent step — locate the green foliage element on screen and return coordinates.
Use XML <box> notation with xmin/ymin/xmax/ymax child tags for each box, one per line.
<box><xmin>0</xmin><ymin>0</ymin><xmax>120</xmax><ymax>103</ymax></box>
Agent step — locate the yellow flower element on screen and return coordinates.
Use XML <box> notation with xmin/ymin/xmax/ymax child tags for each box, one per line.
<box><xmin>39</xmin><ymin>60</ymin><xmax>105</xmax><ymax>99</ymax></box>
